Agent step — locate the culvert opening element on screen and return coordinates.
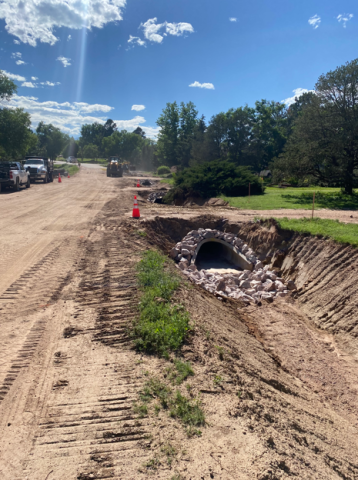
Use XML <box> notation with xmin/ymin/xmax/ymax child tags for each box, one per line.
<box><xmin>195</xmin><ymin>241</ymin><xmax>243</xmax><ymax>273</ymax></box>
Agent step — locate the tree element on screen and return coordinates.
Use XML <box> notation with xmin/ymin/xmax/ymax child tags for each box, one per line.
<box><xmin>133</xmin><ymin>127</ymin><xmax>146</xmax><ymax>138</ymax></box>
<box><xmin>190</xmin><ymin>115</ymin><xmax>208</xmax><ymax>165</ymax></box>
<box><xmin>83</xmin><ymin>144</ymin><xmax>99</xmax><ymax>160</ymax></box>
<box><xmin>251</xmin><ymin>100</ymin><xmax>288</xmax><ymax>171</ymax></box>
<box><xmin>156</xmin><ymin>101</ymin><xmax>199</xmax><ymax>167</ymax></box>
<box><xmin>156</xmin><ymin>102</ymin><xmax>180</xmax><ymax>167</ymax></box>
<box><xmin>79</xmin><ymin>119</ymin><xmax>117</xmax><ymax>152</ymax></box>
<box><xmin>102</xmin><ymin>130</ymin><xmax>145</xmax><ymax>164</ymax></box>
<box><xmin>177</xmin><ymin>101</ymin><xmax>198</xmax><ymax>167</ymax></box>
<box><xmin>0</xmin><ymin>108</ymin><xmax>34</xmax><ymax>159</ymax></box>
<box><xmin>273</xmin><ymin>58</ymin><xmax>358</xmax><ymax>194</ymax></box>
<box><xmin>35</xmin><ymin>122</ymin><xmax>69</xmax><ymax>159</ymax></box>
<box><xmin>0</xmin><ymin>70</ymin><xmax>17</xmax><ymax>101</ymax></box>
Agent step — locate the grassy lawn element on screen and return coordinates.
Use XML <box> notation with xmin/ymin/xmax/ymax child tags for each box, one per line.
<box><xmin>223</xmin><ymin>187</ymin><xmax>358</xmax><ymax>211</ymax></box>
<box><xmin>276</xmin><ymin>218</ymin><xmax>358</xmax><ymax>247</ymax></box>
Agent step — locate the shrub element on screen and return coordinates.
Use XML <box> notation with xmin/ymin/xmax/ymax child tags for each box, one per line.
<box><xmin>157</xmin><ymin>165</ymin><xmax>171</xmax><ymax>176</ymax></box>
<box><xmin>164</xmin><ymin>160</ymin><xmax>264</xmax><ymax>202</ymax></box>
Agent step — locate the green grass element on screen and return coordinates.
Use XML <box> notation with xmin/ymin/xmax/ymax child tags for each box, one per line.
<box><xmin>54</xmin><ymin>163</ymin><xmax>79</xmax><ymax>176</ymax></box>
<box><xmin>160</xmin><ymin>177</ymin><xmax>174</xmax><ymax>185</ymax></box>
<box><xmin>166</xmin><ymin>360</ymin><xmax>194</xmax><ymax>385</ymax></box>
<box><xmin>67</xmin><ymin>165</ymin><xmax>79</xmax><ymax>176</ymax></box>
<box><xmin>169</xmin><ymin>391</ymin><xmax>205</xmax><ymax>429</ymax></box>
<box><xmin>132</xmin><ymin>251</ymin><xmax>191</xmax><ymax>357</ymax></box>
<box><xmin>223</xmin><ymin>187</ymin><xmax>358</xmax><ymax>211</ymax></box>
<box><xmin>276</xmin><ymin>217</ymin><xmax>358</xmax><ymax>247</ymax></box>
<box><xmin>136</xmin><ymin>375</ymin><xmax>205</xmax><ymax>435</ymax></box>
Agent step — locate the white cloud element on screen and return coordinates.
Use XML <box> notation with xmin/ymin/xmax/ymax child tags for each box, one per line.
<box><xmin>189</xmin><ymin>81</ymin><xmax>215</xmax><ymax>90</ymax></box>
<box><xmin>13</xmin><ymin>39</ymin><xmax>20</xmax><ymax>44</ymax></box>
<box><xmin>308</xmin><ymin>15</ymin><xmax>321</xmax><ymax>29</ymax></box>
<box><xmin>40</xmin><ymin>81</ymin><xmax>61</xmax><ymax>86</ymax></box>
<box><xmin>139</xmin><ymin>17</ymin><xmax>194</xmax><ymax>44</ymax></box>
<box><xmin>128</xmin><ymin>35</ymin><xmax>146</xmax><ymax>47</ymax></box>
<box><xmin>165</xmin><ymin>22</ymin><xmax>194</xmax><ymax>36</ymax></box>
<box><xmin>0</xmin><ymin>94</ymin><xmax>160</xmax><ymax>138</ymax></box>
<box><xmin>31</xmin><ymin>76</ymin><xmax>38</xmax><ymax>81</ymax></box>
<box><xmin>2</xmin><ymin>69</ymin><xmax>26</xmax><ymax>82</ymax></box>
<box><xmin>229</xmin><ymin>17</ymin><xmax>237</xmax><ymax>22</ymax></box>
<box><xmin>21</xmin><ymin>81</ymin><xmax>37</xmax><ymax>88</ymax></box>
<box><xmin>0</xmin><ymin>0</ymin><xmax>127</xmax><ymax>47</ymax></box>
<box><xmin>282</xmin><ymin>88</ymin><xmax>315</xmax><ymax>106</ymax></box>
<box><xmin>337</xmin><ymin>14</ymin><xmax>353</xmax><ymax>28</ymax></box>
<box><xmin>57</xmin><ymin>56</ymin><xmax>71</xmax><ymax>67</ymax></box>
<box><xmin>131</xmin><ymin>105</ymin><xmax>145</xmax><ymax>111</ymax></box>
<box><xmin>67</xmin><ymin>34</ymin><xmax>72</xmax><ymax>41</ymax></box>
<box><xmin>16</xmin><ymin>59</ymin><xmax>25</xmax><ymax>65</ymax></box>
<box><xmin>11</xmin><ymin>51</ymin><xmax>22</xmax><ymax>58</ymax></box>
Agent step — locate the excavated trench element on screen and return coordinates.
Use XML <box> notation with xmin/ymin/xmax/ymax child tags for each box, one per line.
<box><xmin>143</xmin><ymin>215</ymin><xmax>358</xmax><ymax>345</ymax></box>
<box><xmin>138</xmin><ymin>214</ymin><xmax>358</xmax><ymax>478</ymax></box>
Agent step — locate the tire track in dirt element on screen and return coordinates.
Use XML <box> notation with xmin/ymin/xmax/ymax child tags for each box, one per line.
<box><xmin>17</xmin><ymin>226</ymin><xmax>158</xmax><ymax>480</ymax></box>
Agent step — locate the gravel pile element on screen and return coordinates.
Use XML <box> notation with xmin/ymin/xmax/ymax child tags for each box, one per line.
<box><xmin>171</xmin><ymin>228</ymin><xmax>296</xmax><ymax>304</ymax></box>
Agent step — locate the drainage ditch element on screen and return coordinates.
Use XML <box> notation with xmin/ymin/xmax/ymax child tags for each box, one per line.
<box><xmin>142</xmin><ymin>215</ymin><xmax>358</xmax><ymax>341</ymax></box>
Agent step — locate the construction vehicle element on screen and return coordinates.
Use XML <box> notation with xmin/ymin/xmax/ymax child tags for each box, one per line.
<box><xmin>106</xmin><ymin>157</ymin><xmax>123</xmax><ymax>177</ymax></box>
<box><xmin>24</xmin><ymin>156</ymin><xmax>54</xmax><ymax>183</ymax></box>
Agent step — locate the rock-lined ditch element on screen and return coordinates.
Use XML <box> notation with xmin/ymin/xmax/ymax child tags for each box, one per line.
<box><xmin>170</xmin><ymin>228</ymin><xmax>295</xmax><ymax>303</ymax></box>
<box><xmin>143</xmin><ymin>215</ymin><xmax>358</xmax><ymax>341</ymax></box>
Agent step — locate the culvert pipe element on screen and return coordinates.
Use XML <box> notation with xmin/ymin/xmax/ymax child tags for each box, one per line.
<box><xmin>192</xmin><ymin>238</ymin><xmax>253</xmax><ymax>271</ymax></box>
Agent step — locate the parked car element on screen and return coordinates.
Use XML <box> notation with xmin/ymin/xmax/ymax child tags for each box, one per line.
<box><xmin>67</xmin><ymin>156</ymin><xmax>77</xmax><ymax>163</ymax></box>
<box><xmin>24</xmin><ymin>156</ymin><xmax>54</xmax><ymax>183</ymax></box>
<box><xmin>0</xmin><ymin>161</ymin><xmax>31</xmax><ymax>192</ymax></box>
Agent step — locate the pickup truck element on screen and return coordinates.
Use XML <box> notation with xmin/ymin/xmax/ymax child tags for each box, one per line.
<box><xmin>24</xmin><ymin>156</ymin><xmax>54</xmax><ymax>183</ymax></box>
<box><xmin>0</xmin><ymin>161</ymin><xmax>31</xmax><ymax>193</ymax></box>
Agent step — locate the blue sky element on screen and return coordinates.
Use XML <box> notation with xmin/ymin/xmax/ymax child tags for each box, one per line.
<box><xmin>0</xmin><ymin>0</ymin><xmax>357</xmax><ymax>138</ymax></box>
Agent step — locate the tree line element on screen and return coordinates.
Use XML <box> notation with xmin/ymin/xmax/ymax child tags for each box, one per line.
<box><xmin>2</xmin><ymin>57</ymin><xmax>358</xmax><ymax>193</ymax></box>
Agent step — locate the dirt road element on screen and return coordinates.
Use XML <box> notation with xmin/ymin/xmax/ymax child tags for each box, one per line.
<box><xmin>1</xmin><ymin>169</ymin><xmax>358</xmax><ymax>479</ymax></box>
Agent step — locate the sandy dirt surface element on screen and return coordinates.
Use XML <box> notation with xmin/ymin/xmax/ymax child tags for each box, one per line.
<box><xmin>1</xmin><ymin>169</ymin><xmax>358</xmax><ymax>479</ymax></box>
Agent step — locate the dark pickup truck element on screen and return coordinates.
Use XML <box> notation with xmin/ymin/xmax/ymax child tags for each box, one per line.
<box><xmin>0</xmin><ymin>161</ymin><xmax>31</xmax><ymax>193</ymax></box>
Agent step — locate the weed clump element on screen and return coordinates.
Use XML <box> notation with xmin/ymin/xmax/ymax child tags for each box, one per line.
<box><xmin>136</xmin><ymin>376</ymin><xmax>205</xmax><ymax>435</ymax></box>
<box><xmin>166</xmin><ymin>359</ymin><xmax>194</xmax><ymax>385</ymax></box>
<box><xmin>133</xmin><ymin>251</ymin><xmax>191</xmax><ymax>356</ymax></box>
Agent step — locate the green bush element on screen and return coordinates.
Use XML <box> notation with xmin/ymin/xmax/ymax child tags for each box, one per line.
<box><xmin>164</xmin><ymin>160</ymin><xmax>264</xmax><ymax>202</ymax></box>
<box><xmin>157</xmin><ymin>165</ymin><xmax>171</xmax><ymax>176</ymax></box>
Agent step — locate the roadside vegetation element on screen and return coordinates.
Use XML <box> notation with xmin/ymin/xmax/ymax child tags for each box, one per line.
<box><xmin>276</xmin><ymin>218</ymin><xmax>358</xmax><ymax>247</ymax></box>
<box><xmin>55</xmin><ymin>163</ymin><xmax>79</xmax><ymax>176</ymax></box>
<box><xmin>132</xmin><ymin>250</ymin><xmax>205</xmax><ymax>439</ymax></box>
<box><xmin>133</xmin><ymin>250</ymin><xmax>191</xmax><ymax>357</ymax></box>
<box><xmin>223</xmin><ymin>187</ymin><xmax>358</xmax><ymax>211</ymax></box>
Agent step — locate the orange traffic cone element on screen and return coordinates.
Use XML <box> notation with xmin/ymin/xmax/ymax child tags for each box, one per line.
<box><xmin>137</xmin><ymin>179</ymin><xmax>141</xmax><ymax>187</ymax></box>
<box><xmin>58</xmin><ymin>174</ymin><xmax>62</xmax><ymax>183</ymax></box>
<box><xmin>132</xmin><ymin>195</ymin><xmax>140</xmax><ymax>218</ymax></box>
